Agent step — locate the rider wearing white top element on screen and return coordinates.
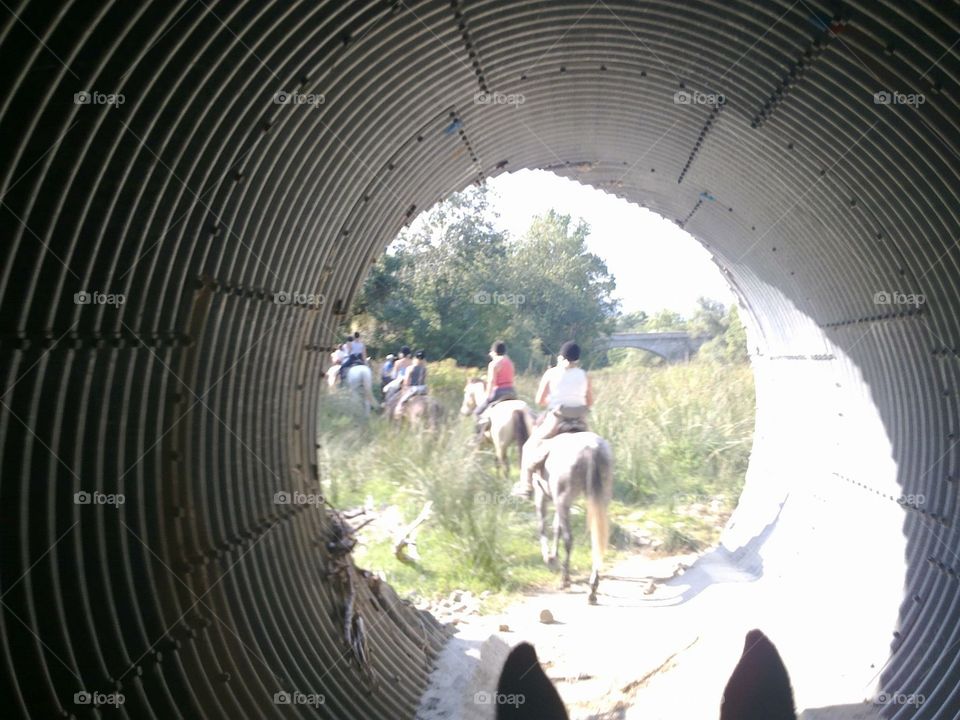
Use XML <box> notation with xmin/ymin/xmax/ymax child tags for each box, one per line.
<box><xmin>515</xmin><ymin>341</ymin><xmax>593</xmax><ymax>498</ymax></box>
<box><xmin>545</xmin><ymin>366</ymin><xmax>589</xmax><ymax>409</ymax></box>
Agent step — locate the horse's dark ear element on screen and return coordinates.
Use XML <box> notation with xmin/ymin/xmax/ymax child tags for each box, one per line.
<box><xmin>496</xmin><ymin>642</ymin><xmax>569</xmax><ymax>720</ymax></box>
<box><xmin>720</xmin><ymin>629</ymin><xmax>796</xmax><ymax>720</ymax></box>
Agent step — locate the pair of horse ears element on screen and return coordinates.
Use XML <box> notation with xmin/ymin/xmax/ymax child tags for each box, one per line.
<box><xmin>495</xmin><ymin>631</ymin><xmax>796</xmax><ymax>720</ymax></box>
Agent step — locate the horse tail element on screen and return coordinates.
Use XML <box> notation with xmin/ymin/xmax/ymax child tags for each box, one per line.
<box><xmin>513</xmin><ymin>409</ymin><xmax>529</xmax><ymax>463</ymax></box>
<box><xmin>586</xmin><ymin>441</ymin><xmax>612</xmax><ymax>570</ymax></box>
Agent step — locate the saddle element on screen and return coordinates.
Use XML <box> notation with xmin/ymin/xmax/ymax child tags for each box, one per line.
<box><xmin>552</xmin><ymin>404</ymin><xmax>589</xmax><ymax>435</ymax></box>
<box><xmin>488</xmin><ymin>389</ymin><xmax>518</xmax><ymax>408</ymax></box>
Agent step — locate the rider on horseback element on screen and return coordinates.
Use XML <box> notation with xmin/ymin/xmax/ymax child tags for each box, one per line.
<box><xmin>513</xmin><ymin>341</ymin><xmax>593</xmax><ymax>498</ymax></box>
<box><xmin>394</xmin><ymin>349</ymin><xmax>427</xmax><ymax>417</ymax></box>
<box><xmin>474</xmin><ymin>340</ymin><xmax>517</xmax><ymax>432</ymax></box>
<box><xmin>382</xmin><ymin>345</ymin><xmax>412</xmax><ymax>400</ymax></box>
<box><xmin>339</xmin><ymin>331</ymin><xmax>367</xmax><ymax>384</ymax></box>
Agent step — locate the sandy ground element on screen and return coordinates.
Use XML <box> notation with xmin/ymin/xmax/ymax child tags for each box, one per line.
<box><xmin>415</xmin><ymin>550</ymin><xmax>885</xmax><ymax>720</ymax></box>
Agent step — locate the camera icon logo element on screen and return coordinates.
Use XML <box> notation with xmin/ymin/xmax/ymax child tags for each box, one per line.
<box><xmin>273</xmin><ymin>691</ymin><xmax>291</xmax><ymax>704</ymax></box>
<box><xmin>473</xmin><ymin>291</ymin><xmax>490</xmax><ymax>304</ymax></box>
<box><xmin>474</xmin><ymin>691</ymin><xmax>492</xmax><ymax>704</ymax></box>
<box><xmin>873</xmin><ymin>91</ymin><xmax>891</xmax><ymax>105</ymax></box>
<box><xmin>74</xmin><ymin>491</ymin><xmax>91</xmax><ymax>505</ymax></box>
<box><xmin>274</xmin><ymin>491</ymin><xmax>291</xmax><ymax>505</ymax></box>
<box><xmin>273</xmin><ymin>92</ymin><xmax>290</xmax><ymax>105</ymax></box>
<box><xmin>274</xmin><ymin>292</ymin><xmax>291</xmax><ymax>305</ymax></box>
<box><xmin>474</xmin><ymin>92</ymin><xmax>491</xmax><ymax>105</ymax></box>
<box><xmin>74</xmin><ymin>691</ymin><xmax>92</xmax><ymax>704</ymax></box>
<box><xmin>673</xmin><ymin>90</ymin><xmax>692</xmax><ymax>105</ymax></box>
<box><xmin>873</xmin><ymin>291</ymin><xmax>891</xmax><ymax>305</ymax></box>
<box><xmin>74</xmin><ymin>92</ymin><xmax>92</xmax><ymax>105</ymax></box>
<box><xmin>74</xmin><ymin>291</ymin><xmax>91</xmax><ymax>305</ymax></box>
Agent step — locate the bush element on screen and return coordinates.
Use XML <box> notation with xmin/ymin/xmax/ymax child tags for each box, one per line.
<box><xmin>588</xmin><ymin>361</ymin><xmax>755</xmax><ymax>505</ymax></box>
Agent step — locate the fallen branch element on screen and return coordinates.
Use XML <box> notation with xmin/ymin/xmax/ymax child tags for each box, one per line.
<box><xmin>394</xmin><ymin>501</ymin><xmax>433</xmax><ymax>565</ymax></box>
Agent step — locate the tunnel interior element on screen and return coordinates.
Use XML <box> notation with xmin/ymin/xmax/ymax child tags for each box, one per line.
<box><xmin>1</xmin><ymin>1</ymin><xmax>959</xmax><ymax>718</ymax></box>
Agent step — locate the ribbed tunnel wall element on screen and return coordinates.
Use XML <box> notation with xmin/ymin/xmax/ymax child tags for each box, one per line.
<box><xmin>1</xmin><ymin>1</ymin><xmax>958</xmax><ymax>717</ymax></box>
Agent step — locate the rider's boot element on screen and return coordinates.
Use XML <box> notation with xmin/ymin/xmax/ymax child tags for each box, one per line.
<box><xmin>510</xmin><ymin>465</ymin><xmax>535</xmax><ymax>499</ymax></box>
<box><xmin>474</xmin><ymin>415</ymin><xmax>491</xmax><ymax>435</ymax></box>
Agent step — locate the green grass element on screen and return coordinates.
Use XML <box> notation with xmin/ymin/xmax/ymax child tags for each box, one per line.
<box><xmin>318</xmin><ymin>359</ymin><xmax>755</xmax><ymax>606</ymax></box>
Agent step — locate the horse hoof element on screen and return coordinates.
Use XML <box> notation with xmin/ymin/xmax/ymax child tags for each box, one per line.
<box><xmin>545</xmin><ymin>557</ymin><xmax>559</xmax><ymax>571</ymax></box>
<box><xmin>587</xmin><ymin>593</ymin><xmax>597</xmax><ymax>605</ymax></box>
<box><xmin>561</xmin><ymin>579</ymin><xmax>571</xmax><ymax>590</ymax></box>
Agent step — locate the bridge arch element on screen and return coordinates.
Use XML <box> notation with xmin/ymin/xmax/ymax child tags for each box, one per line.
<box><xmin>1</xmin><ymin>2</ymin><xmax>958</xmax><ymax>718</ymax></box>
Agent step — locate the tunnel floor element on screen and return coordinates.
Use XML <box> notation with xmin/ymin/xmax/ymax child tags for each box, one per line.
<box><xmin>417</xmin><ymin>545</ymin><xmax>886</xmax><ymax>720</ymax></box>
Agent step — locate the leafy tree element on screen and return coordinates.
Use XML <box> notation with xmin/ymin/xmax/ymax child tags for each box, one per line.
<box><xmin>688</xmin><ymin>297</ymin><xmax>726</xmax><ymax>339</ymax></box>
<box><xmin>645</xmin><ymin>309</ymin><xmax>687</xmax><ymax>331</ymax></box>
<box><xmin>352</xmin><ymin>190</ymin><xmax>618</xmax><ymax>368</ymax></box>
<box><xmin>506</xmin><ymin>210</ymin><xmax>619</xmax><ymax>364</ymax></box>
<box><xmin>699</xmin><ymin>304</ymin><xmax>749</xmax><ymax>364</ymax></box>
<box><xmin>614</xmin><ymin>310</ymin><xmax>649</xmax><ymax>332</ymax></box>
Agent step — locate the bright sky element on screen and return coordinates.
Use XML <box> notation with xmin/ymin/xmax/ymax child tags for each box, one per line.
<box><xmin>486</xmin><ymin>169</ymin><xmax>735</xmax><ymax>317</ymax></box>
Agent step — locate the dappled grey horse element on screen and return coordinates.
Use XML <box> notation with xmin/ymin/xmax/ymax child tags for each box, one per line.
<box><xmin>529</xmin><ymin>431</ymin><xmax>613</xmax><ymax>604</ymax></box>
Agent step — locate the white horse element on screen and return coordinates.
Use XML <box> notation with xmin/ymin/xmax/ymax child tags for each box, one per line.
<box><xmin>460</xmin><ymin>378</ymin><xmax>534</xmax><ymax>476</ymax></box>
<box><xmin>327</xmin><ymin>364</ymin><xmax>376</xmax><ymax>415</ymax></box>
<box><xmin>530</xmin><ymin>431</ymin><xmax>613</xmax><ymax>604</ymax></box>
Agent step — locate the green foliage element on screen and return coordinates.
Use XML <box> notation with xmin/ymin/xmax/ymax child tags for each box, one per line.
<box><xmin>614</xmin><ymin>309</ymin><xmax>649</xmax><ymax>332</ymax></box>
<box><xmin>589</xmin><ymin>361</ymin><xmax>756</xmax><ymax>505</ymax></box>
<box><xmin>698</xmin><ymin>304</ymin><xmax>749</xmax><ymax>364</ymax></box>
<box><xmin>353</xmin><ymin>186</ymin><xmax>618</xmax><ymax>369</ymax></box>
<box><xmin>644</xmin><ymin>308</ymin><xmax>688</xmax><ymax>331</ymax></box>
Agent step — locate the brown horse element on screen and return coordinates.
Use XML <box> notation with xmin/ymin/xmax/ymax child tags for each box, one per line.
<box><xmin>385</xmin><ymin>392</ymin><xmax>444</xmax><ymax>429</ymax></box>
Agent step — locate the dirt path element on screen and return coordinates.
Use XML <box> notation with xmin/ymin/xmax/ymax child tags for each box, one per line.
<box><xmin>416</xmin><ymin>550</ymin><xmax>884</xmax><ymax>720</ymax></box>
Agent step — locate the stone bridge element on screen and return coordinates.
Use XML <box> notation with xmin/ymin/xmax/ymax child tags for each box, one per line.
<box><xmin>599</xmin><ymin>331</ymin><xmax>707</xmax><ymax>362</ymax></box>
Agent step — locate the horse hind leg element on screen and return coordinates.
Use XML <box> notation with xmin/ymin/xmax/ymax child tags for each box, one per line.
<box><xmin>536</xmin><ymin>488</ymin><xmax>553</xmax><ymax>568</ymax></box>
<box><xmin>558</xmin><ymin>503</ymin><xmax>573</xmax><ymax>589</ymax></box>
<box><xmin>587</xmin><ymin>568</ymin><xmax>600</xmax><ymax>605</ymax></box>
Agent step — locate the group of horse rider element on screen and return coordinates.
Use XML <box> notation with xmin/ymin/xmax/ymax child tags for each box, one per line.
<box><xmin>473</xmin><ymin>339</ymin><xmax>593</xmax><ymax>499</ymax></box>
<box><xmin>330</xmin><ymin>332</ymin><xmax>592</xmax><ymax>468</ymax></box>
<box><xmin>330</xmin><ymin>333</ymin><xmax>429</xmax><ymax>416</ymax></box>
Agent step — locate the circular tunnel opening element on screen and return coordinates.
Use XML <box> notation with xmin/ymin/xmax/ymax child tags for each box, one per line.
<box><xmin>1</xmin><ymin>2</ymin><xmax>957</xmax><ymax>719</ymax></box>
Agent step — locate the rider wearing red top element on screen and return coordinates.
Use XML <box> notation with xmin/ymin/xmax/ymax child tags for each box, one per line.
<box><xmin>475</xmin><ymin>340</ymin><xmax>518</xmax><ymax>417</ymax></box>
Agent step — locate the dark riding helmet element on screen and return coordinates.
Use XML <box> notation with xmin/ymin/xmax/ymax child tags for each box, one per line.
<box><xmin>400</xmin><ymin>346</ymin><xmax>411</xmax><ymax>356</ymax></box>
<box><xmin>559</xmin><ymin>341</ymin><xmax>581</xmax><ymax>362</ymax></box>
<box><xmin>490</xmin><ymin>340</ymin><xmax>507</xmax><ymax>355</ymax></box>
<box><xmin>414</xmin><ymin>349</ymin><xmax>425</xmax><ymax>360</ymax></box>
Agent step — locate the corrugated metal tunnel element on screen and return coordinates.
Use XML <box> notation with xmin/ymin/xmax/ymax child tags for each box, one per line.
<box><xmin>1</xmin><ymin>1</ymin><xmax>958</xmax><ymax>717</ymax></box>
